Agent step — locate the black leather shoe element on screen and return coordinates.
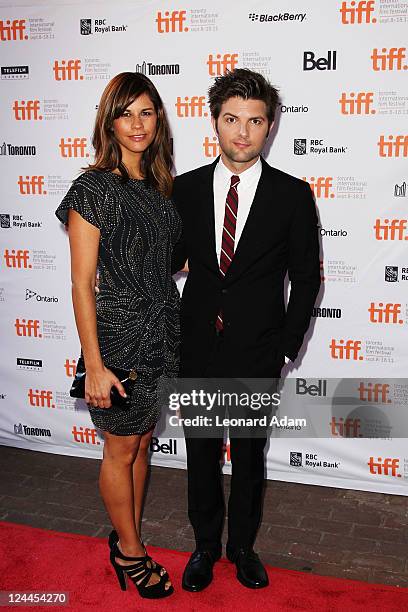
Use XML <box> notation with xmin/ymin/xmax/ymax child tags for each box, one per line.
<box><xmin>227</xmin><ymin>547</ymin><xmax>269</xmax><ymax>589</ymax></box>
<box><xmin>182</xmin><ymin>550</ymin><xmax>220</xmax><ymax>592</ymax></box>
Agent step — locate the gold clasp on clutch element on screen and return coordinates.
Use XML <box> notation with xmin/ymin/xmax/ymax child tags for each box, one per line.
<box><xmin>129</xmin><ymin>369</ymin><xmax>138</xmax><ymax>381</ymax></box>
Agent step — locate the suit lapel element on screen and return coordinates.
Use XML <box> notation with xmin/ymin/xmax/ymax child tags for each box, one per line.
<box><xmin>197</xmin><ymin>158</ymin><xmax>220</xmax><ymax>273</ymax></box>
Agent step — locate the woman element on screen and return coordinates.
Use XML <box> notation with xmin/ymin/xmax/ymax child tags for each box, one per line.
<box><xmin>56</xmin><ymin>72</ymin><xmax>180</xmax><ymax>599</ymax></box>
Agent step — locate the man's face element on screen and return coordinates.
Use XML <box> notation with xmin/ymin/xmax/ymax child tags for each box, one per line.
<box><xmin>212</xmin><ymin>96</ymin><xmax>272</xmax><ymax>171</ymax></box>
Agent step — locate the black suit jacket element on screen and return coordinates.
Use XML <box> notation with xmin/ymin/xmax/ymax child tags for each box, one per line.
<box><xmin>172</xmin><ymin>157</ymin><xmax>321</xmax><ymax>377</ymax></box>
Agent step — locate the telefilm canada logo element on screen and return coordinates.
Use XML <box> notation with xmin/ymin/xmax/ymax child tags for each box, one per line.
<box><xmin>135</xmin><ymin>61</ymin><xmax>180</xmax><ymax>76</ymax></box>
<box><xmin>16</xmin><ymin>357</ymin><xmax>43</xmax><ymax>371</ymax></box>
<box><xmin>1</xmin><ymin>65</ymin><xmax>29</xmax><ymax>79</ymax></box>
<box><xmin>248</xmin><ymin>12</ymin><xmax>306</xmax><ymax>23</ymax></box>
<box><xmin>80</xmin><ymin>18</ymin><xmax>128</xmax><ymax>35</ymax></box>
<box><xmin>0</xmin><ymin>141</ymin><xmax>36</xmax><ymax>156</ymax></box>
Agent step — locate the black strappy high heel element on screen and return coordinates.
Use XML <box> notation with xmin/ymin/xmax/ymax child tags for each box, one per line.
<box><xmin>110</xmin><ymin>541</ymin><xmax>173</xmax><ymax>599</ymax></box>
<box><xmin>108</xmin><ymin>529</ymin><xmax>168</xmax><ymax>579</ymax></box>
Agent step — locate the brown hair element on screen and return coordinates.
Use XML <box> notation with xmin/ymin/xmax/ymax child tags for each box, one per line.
<box><xmin>87</xmin><ymin>72</ymin><xmax>173</xmax><ymax>197</ymax></box>
<box><xmin>208</xmin><ymin>68</ymin><xmax>279</xmax><ymax>126</ymax></box>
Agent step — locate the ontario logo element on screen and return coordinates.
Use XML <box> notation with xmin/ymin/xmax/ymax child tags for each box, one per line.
<box><xmin>25</xmin><ymin>288</ymin><xmax>59</xmax><ymax>303</ymax></box>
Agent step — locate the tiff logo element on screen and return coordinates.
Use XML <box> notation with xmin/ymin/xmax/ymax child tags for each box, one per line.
<box><xmin>13</xmin><ymin>100</ymin><xmax>42</xmax><ymax>120</ymax></box>
<box><xmin>14</xmin><ymin>318</ymin><xmax>41</xmax><ymax>338</ymax></box>
<box><xmin>28</xmin><ymin>389</ymin><xmax>55</xmax><ymax>408</ymax></box>
<box><xmin>339</xmin><ymin>92</ymin><xmax>375</xmax><ymax>114</ymax></box>
<box><xmin>18</xmin><ymin>175</ymin><xmax>46</xmax><ymax>195</ymax></box>
<box><xmin>175</xmin><ymin>96</ymin><xmax>207</xmax><ymax>117</ymax></box>
<box><xmin>378</xmin><ymin>135</ymin><xmax>408</xmax><ymax>157</ymax></box>
<box><xmin>207</xmin><ymin>53</ymin><xmax>238</xmax><ymax>76</ymax></box>
<box><xmin>368</xmin><ymin>302</ymin><xmax>403</xmax><ymax>324</ymax></box>
<box><xmin>0</xmin><ymin>19</ymin><xmax>27</xmax><ymax>41</ymax></box>
<box><xmin>72</xmin><ymin>425</ymin><xmax>100</xmax><ymax>445</ymax></box>
<box><xmin>368</xmin><ymin>457</ymin><xmax>400</xmax><ymax>477</ymax></box>
<box><xmin>359</xmin><ymin>382</ymin><xmax>391</xmax><ymax>403</ymax></box>
<box><xmin>331</xmin><ymin>417</ymin><xmax>362</xmax><ymax>437</ymax></box>
<box><xmin>4</xmin><ymin>249</ymin><xmax>31</xmax><ymax>268</ymax></box>
<box><xmin>59</xmin><ymin>137</ymin><xmax>89</xmax><ymax>158</ymax></box>
<box><xmin>156</xmin><ymin>10</ymin><xmax>188</xmax><ymax>33</ymax></box>
<box><xmin>64</xmin><ymin>358</ymin><xmax>77</xmax><ymax>377</ymax></box>
<box><xmin>303</xmin><ymin>176</ymin><xmax>334</xmax><ymax>198</ymax></box>
<box><xmin>374</xmin><ymin>219</ymin><xmax>407</xmax><ymax>240</ymax></box>
<box><xmin>371</xmin><ymin>47</ymin><xmax>407</xmax><ymax>71</ymax></box>
<box><xmin>203</xmin><ymin>136</ymin><xmax>221</xmax><ymax>158</ymax></box>
<box><xmin>330</xmin><ymin>339</ymin><xmax>363</xmax><ymax>360</ymax></box>
<box><xmin>53</xmin><ymin>59</ymin><xmax>83</xmax><ymax>81</ymax></box>
<box><xmin>340</xmin><ymin>1</ymin><xmax>376</xmax><ymax>24</ymax></box>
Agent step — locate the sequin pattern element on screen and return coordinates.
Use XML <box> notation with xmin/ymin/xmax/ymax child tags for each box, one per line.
<box><xmin>56</xmin><ymin>170</ymin><xmax>181</xmax><ymax>435</ymax></box>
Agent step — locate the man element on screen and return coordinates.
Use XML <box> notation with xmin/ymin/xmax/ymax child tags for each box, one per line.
<box><xmin>172</xmin><ymin>69</ymin><xmax>321</xmax><ymax>591</ymax></box>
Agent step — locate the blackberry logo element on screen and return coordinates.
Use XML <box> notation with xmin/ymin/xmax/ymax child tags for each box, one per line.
<box><xmin>294</xmin><ymin>139</ymin><xmax>307</xmax><ymax>155</ymax></box>
<box><xmin>80</xmin><ymin>19</ymin><xmax>92</xmax><ymax>35</ymax></box>
<box><xmin>290</xmin><ymin>452</ymin><xmax>302</xmax><ymax>467</ymax></box>
<box><xmin>248</xmin><ymin>13</ymin><xmax>259</xmax><ymax>21</ymax></box>
<box><xmin>385</xmin><ymin>266</ymin><xmax>398</xmax><ymax>282</ymax></box>
<box><xmin>0</xmin><ymin>214</ymin><xmax>10</xmax><ymax>228</ymax></box>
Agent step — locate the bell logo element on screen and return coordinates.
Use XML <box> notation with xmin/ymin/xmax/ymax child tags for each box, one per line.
<box><xmin>203</xmin><ymin>136</ymin><xmax>221</xmax><ymax>158</ymax></box>
<box><xmin>14</xmin><ymin>318</ymin><xmax>42</xmax><ymax>338</ymax></box>
<box><xmin>330</xmin><ymin>339</ymin><xmax>363</xmax><ymax>360</ymax></box>
<box><xmin>340</xmin><ymin>1</ymin><xmax>376</xmax><ymax>24</ymax></box>
<box><xmin>0</xmin><ymin>19</ymin><xmax>28</xmax><ymax>41</ymax></box>
<box><xmin>175</xmin><ymin>96</ymin><xmax>207</xmax><ymax>118</ymax></box>
<box><xmin>374</xmin><ymin>219</ymin><xmax>408</xmax><ymax>240</ymax></box>
<box><xmin>156</xmin><ymin>10</ymin><xmax>188</xmax><ymax>33</ymax></box>
<box><xmin>150</xmin><ymin>436</ymin><xmax>177</xmax><ymax>454</ymax></box>
<box><xmin>358</xmin><ymin>382</ymin><xmax>391</xmax><ymax>403</ymax></box>
<box><xmin>4</xmin><ymin>248</ymin><xmax>31</xmax><ymax>269</ymax></box>
<box><xmin>331</xmin><ymin>417</ymin><xmax>362</xmax><ymax>437</ymax></box>
<box><xmin>303</xmin><ymin>50</ymin><xmax>337</xmax><ymax>71</ymax></box>
<box><xmin>13</xmin><ymin>100</ymin><xmax>42</xmax><ymax>120</ymax></box>
<box><xmin>339</xmin><ymin>92</ymin><xmax>375</xmax><ymax>114</ymax></box>
<box><xmin>72</xmin><ymin>425</ymin><xmax>101</xmax><ymax>445</ymax></box>
<box><xmin>378</xmin><ymin>135</ymin><xmax>408</xmax><ymax>158</ymax></box>
<box><xmin>53</xmin><ymin>59</ymin><xmax>83</xmax><ymax>81</ymax></box>
<box><xmin>207</xmin><ymin>53</ymin><xmax>239</xmax><ymax>76</ymax></box>
<box><xmin>303</xmin><ymin>177</ymin><xmax>334</xmax><ymax>199</ymax></box>
<box><xmin>371</xmin><ymin>48</ymin><xmax>407</xmax><ymax>71</ymax></box>
<box><xmin>368</xmin><ymin>302</ymin><xmax>403</xmax><ymax>324</ymax></box>
<box><xmin>28</xmin><ymin>389</ymin><xmax>55</xmax><ymax>408</ymax></box>
<box><xmin>17</xmin><ymin>175</ymin><xmax>46</xmax><ymax>195</ymax></box>
<box><xmin>368</xmin><ymin>457</ymin><xmax>401</xmax><ymax>477</ymax></box>
<box><xmin>64</xmin><ymin>358</ymin><xmax>77</xmax><ymax>377</ymax></box>
<box><xmin>59</xmin><ymin>137</ymin><xmax>89</xmax><ymax>158</ymax></box>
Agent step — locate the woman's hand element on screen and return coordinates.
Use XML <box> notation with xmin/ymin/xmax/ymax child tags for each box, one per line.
<box><xmin>85</xmin><ymin>366</ymin><xmax>127</xmax><ymax>408</ymax></box>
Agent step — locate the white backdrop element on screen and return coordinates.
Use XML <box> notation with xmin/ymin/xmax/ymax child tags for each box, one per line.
<box><xmin>1</xmin><ymin>0</ymin><xmax>407</xmax><ymax>495</ymax></box>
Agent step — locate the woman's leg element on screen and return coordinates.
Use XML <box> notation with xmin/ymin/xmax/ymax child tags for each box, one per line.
<box><xmin>99</xmin><ymin>431</ymin><xmax>144</xmax><ymax>556</ymax></box>
<box><xmin>132</xmin><ymin>428</ymin><xmax>154</xmax><ymax>535</ymax></box>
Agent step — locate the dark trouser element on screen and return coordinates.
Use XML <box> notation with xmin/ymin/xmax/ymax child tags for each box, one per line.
<box><xmin>184</xmin><ymin>333</ymin><xmax>280</xmax><ymax>557</ymax></box>
<box><xmin>185</xmin><ymin>434</ymin><xmax>267</xmax><ymax>557</ymax></box>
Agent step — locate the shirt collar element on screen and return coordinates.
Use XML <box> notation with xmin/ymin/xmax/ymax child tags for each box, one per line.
<box><xmin>215</xmin><ymin>156</ymin><xmax>262</xmax><ymax>189</ymax></box>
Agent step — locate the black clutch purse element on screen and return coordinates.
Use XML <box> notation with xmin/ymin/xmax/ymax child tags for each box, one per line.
<box><xmin>70</xmin><ymin>356</ymin><xmax>137</xmax><ymax>408</ymax></box>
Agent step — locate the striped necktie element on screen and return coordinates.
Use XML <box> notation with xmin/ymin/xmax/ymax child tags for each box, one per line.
<box><xmin>216</xmin><ymin>174</ymin><xmax>240</xmax><ymax>332</ymax></box>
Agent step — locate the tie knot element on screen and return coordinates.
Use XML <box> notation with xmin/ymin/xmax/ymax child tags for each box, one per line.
<box><xmin>231</xmin><ymin>175</ymin><xmax>240</xmax><ymax>189</ymax></box>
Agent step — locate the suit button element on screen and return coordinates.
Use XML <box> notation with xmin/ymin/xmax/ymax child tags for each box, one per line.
<box><xmin>221</xmin><ymin>288</ymin><xmax>228</xmax><ymax>294</ymax></box>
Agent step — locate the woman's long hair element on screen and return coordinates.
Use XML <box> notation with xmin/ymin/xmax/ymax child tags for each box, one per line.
<box><xmin>87</xmin><ymin>72</ymin><xmax>173</xmax><ymax>197</ymax></box>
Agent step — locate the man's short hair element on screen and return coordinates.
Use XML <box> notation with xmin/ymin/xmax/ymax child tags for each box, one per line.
<box><xmin>208</xmin><ymin>68</ymin><xmax>279</xmax><ymax>125</ymax></box>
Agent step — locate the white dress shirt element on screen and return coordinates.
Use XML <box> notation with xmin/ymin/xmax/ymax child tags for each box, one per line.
<box><xmin>213</xmin><ymin>155</ymin><xmax>290</xmax><ymax>364</ymax></box>
<box><xmin>213</xmin><ymin>156</ymin><xmax>262</xmax><ymax>263</ymax></box>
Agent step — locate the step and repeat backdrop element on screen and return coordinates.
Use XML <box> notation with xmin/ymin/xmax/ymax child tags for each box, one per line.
<box><xmin>1</xmin><ymin>0</ymin><xmax>407</xmax><ymax>495</ymax></box>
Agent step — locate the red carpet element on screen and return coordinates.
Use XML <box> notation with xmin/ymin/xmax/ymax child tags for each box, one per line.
<box><xmin>1</xmin><ymin>522</ymin><xmax>407</xmax><ymax>611</ymax></box>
